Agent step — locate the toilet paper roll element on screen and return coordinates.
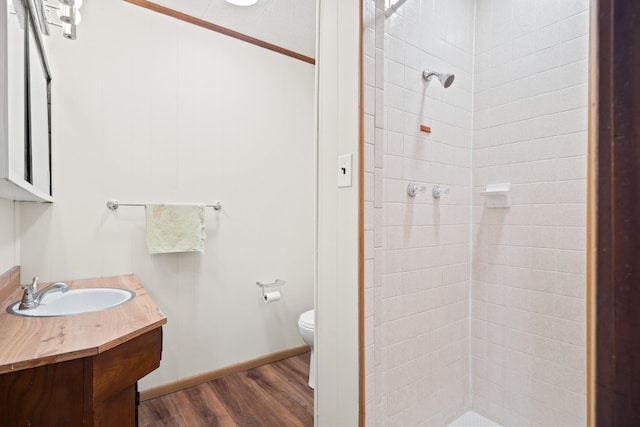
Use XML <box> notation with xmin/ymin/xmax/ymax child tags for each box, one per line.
<box><xmin>263</xmin><ymin>291</ymin><xmax>281</xmax><ymax>303</ymax></box>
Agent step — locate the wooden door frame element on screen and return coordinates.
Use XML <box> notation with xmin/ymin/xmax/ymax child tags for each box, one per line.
<box><xmin>594</xmin><ymin>0</ymin><xmax>640</xmax><ymax>424</ymax></box>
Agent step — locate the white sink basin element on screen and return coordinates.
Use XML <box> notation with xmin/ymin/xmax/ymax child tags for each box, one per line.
<box><xmin>7</xmin><ymin>288</ymin><xmax>136</xmax><ymax>317</ymax></box>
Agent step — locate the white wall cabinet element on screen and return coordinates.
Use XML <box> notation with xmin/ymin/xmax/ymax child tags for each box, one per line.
<box><xmin>0</xmin><ymin>0</ymin><xmax>52</xmax><ymax>202</ymax></box>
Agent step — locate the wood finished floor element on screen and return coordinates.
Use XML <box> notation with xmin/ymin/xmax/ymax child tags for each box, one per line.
<box><xmin>138</xmin><ymin>353</ymin><xmax>313</xmax><ymax>427</ymax></box>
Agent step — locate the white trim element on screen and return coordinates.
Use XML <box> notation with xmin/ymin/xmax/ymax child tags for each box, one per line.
<box><xmin>315</xmin><ymin>0</ymin><xmax>361</xmax><ymax>425</ymax></box>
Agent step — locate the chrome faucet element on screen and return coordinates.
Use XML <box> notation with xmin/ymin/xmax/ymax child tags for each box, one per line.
<box><xmin>19</xmin><ymin>277</ymin><xmax>69</xmax><ymax>310</ymax></box>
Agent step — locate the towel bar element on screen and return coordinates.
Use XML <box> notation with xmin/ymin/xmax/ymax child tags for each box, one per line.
<box><xmin>107</xmin><ymin>200</ymin><xmax>222</xmax><ymax>211</ymax></box>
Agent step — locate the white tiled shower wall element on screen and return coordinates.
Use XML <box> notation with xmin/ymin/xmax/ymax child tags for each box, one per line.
<box><xmin>364</xmin><ymin>0</ymin><xmax>588</xmax><ymax>425</ymax></box>
<box><xmin>471</xmin><ymin>0</ymin><xmax>588</xmax><ymax>425</ymax></box>
<box><xmin>365</xmin><ymin>0</ymin><xmax>476</xmax><ymax>425</ymax></box>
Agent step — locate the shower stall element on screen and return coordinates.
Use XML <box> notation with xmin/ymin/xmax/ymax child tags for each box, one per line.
<box><xmin>362</xmin><ymin>0</ymin><xmax>589</xmax><ymax>425</ymax></box>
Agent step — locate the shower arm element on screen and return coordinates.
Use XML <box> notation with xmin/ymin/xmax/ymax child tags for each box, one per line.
<box><xmin>423</xmin><ymin>70</ymin><xmax>438</xmax><ymax>80</ymax></box>
<box><xmin>385</xmin><ymin>0</ymin><xmax>409</xmax><ymax>18</ymax></box>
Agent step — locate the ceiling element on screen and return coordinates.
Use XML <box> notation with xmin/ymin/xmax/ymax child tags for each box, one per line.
<box><xmin>152</xmin><ymin>0</ymin><xmax>317</xmax><ymax>60</ymax></box>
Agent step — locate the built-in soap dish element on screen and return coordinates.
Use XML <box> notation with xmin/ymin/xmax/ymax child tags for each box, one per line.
<box><xmin>479</xmin><ymin>183</ymin><xmax>510</xmax><ymax>208</ymax></box>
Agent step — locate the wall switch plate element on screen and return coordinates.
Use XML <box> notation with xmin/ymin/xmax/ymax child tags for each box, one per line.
<box><xmin>338</xmin><ymin>154</ymin><xmax>352</xmax><ymax>188</ymax></box>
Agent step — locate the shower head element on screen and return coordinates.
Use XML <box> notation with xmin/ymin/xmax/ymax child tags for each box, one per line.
<box><xmin>422</xmin><ymin>69</ymin><xmax>455</xmax><ymax>88</ymax></box>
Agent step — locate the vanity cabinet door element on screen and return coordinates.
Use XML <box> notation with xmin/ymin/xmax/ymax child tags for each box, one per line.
<box><xmin>0</xmin><ymin>358</ymin><xmax>85</xmax><ymax>426</ymax></box>
<box><xmin>86</xmin><ymin>327</ymin><xmax>163</xmax><ymax>427</ymax></box>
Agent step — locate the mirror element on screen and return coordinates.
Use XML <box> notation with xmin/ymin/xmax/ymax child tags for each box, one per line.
<box><xmin>27</xmin><ymin>13</ymin><xmax>51</xmax><ymax>195</ymax></box>
<box><xmin>0</xmin><ymin>0</ymin><xmax>52</xmax><ymax>202</ymax></box>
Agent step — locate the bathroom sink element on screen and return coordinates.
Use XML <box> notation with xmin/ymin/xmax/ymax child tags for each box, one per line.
<box><xmin>7</xmin><ymin>287</ymin><xmax>136</xmax><ymax>317</ymax></box>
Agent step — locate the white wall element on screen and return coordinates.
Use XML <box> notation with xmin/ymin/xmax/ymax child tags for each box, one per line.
<box><xmin>19</xmin><ymin>0</ymin><xmax>315</xmax><ymax>389</ymax></box>
<box><xmin>471</xmin><ymin>1</ymin><xmax>588</xmax><ymax>425</ymax></box>
<box><xmin>0</xmin><ymin>199</ymin><xmax>18</xmax><ymax>275</ymax></box>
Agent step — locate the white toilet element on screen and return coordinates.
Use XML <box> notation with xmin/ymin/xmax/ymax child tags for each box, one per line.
<box><xmin>298</xmin><ymin>309</ymin><xmax>315</xmax><ymax>389</ymax></box>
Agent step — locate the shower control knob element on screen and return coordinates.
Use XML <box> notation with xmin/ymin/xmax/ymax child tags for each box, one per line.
<box><xmin>432</xmin><ymin>185</ymin><xmax>450</xmax><ymax>199</ymax></box>
<box><xmin>407</xmin><ymin>183</ymin><xmax>427</xmax><ymax>197</ymax></box>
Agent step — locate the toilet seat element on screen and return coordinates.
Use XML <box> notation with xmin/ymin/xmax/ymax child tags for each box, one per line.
<box><xmin>299</xmin><ymin>310</ymin><xmax>314</xmax><ymax>329</ymax></box>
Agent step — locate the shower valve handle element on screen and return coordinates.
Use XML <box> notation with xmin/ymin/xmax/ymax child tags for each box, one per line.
<box><xmin>407</xmin><ymin>183</ymin><xmax>427</xmax><ymax>197</ymax></box>
<box><xmin>432</xmin><ymin>185</ymin><xmax>450</xmax><ymax>199</ymax></box>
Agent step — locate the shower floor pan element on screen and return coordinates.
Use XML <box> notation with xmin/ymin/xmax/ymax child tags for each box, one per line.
<box><xmin>447</xmin><ymin>411</ymin><xmax>501</xmax><ymax>427</ymax></box>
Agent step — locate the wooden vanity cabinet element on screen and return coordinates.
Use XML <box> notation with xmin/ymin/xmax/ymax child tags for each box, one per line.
<box><xmin>0</xmin><ymin>327</ymin><xmax>162</xmax><ymax>427</ymax></box>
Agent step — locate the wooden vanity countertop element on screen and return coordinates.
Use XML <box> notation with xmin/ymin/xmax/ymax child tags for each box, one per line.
<box><xmin>0</xmin><ymin>273</ymin><xmax>167</xmax><ymax>374</ymax></box>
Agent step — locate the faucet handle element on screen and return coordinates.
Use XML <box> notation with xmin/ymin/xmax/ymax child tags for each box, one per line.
<box><xmin>29</xmin><ymin>276</ymin><xmax>38</xmax><ymax>294</ymax></box>
<box><xmin>432</xmin><ymin>185</ymin><xmax>450</xmax><ymax>199</ymax></box>
<box><xmin>19</xmin><ymin>276</ymin><xmax>38</xmax><ymax>291</ymax></box>
<box><xmin>407</xmin><ymin>183</ymin><xmax>427</xmax><ymax>197</ymax></box>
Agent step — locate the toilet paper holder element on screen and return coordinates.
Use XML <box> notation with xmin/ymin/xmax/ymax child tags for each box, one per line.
<box><xmin>256</xmin><ymin>279</ymin><xmax>285</xmax><ymax>289</ymax></box>
<box><xmin>256</xmin><ymin>279</ymin><xmax>285</xmax><ymax>303</ymax></box>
